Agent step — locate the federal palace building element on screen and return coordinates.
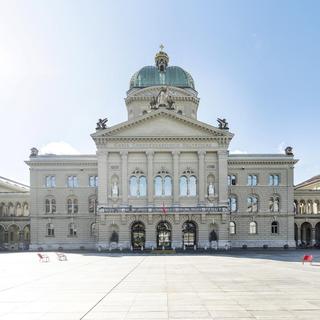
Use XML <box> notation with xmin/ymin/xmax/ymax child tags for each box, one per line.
<box><xmin>1</xmin><ymin>48</ymin><xmax>320</xmax><ymax>251</ymax></box>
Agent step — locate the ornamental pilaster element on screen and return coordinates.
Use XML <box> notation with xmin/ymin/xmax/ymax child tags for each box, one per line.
<box><xmin>198</xmin><ymin>151</ymin><xmax>206</xmax><ymax>205</ymax></box>
<box><xmin>146</xmin><ymin>151</ymin><xmax>154</xmax><ymax>206</ymax></box>
<box><xmin>121</xmin><ymin>151</ymin><xmax>128</xmax><ymax>206</ymax></box>
<box><xmin>172</xmin><ymin>151</ymin><xmax>180</xmax><ymax>205</ymax></box>
<box><xmin>97</xmin><ymin>151</ymin><xmax>108</xmax><ymax>206</ymax></box>
<box><xmin>218</xmin><ymin>150</ymin><xmax>228</xmax><ymax>204</ymax></box>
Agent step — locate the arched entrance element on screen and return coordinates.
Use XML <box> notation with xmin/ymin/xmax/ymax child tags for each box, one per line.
<box><xmin>157</xmin><ymin>221</ymin><xmax>171</xmax><ymax>249</ymax></box>
<box><xmin>315</xmin><ymin>222</ymin><xmax>320</xmax><ymax>244</ymax></box>
<box><xmin>301</xmin><ymin>222</ymin><xmax>312</xmax><ymax>245</ymax></box>
<box><xmin>131</xmin><ymin>222</ymin><xmax>145</xmax><ymax>250</ymax></box>
<box><xmin>182</xmin><ymin>221</ymin><xmax>197</xmax><ymax>248</ymax></box>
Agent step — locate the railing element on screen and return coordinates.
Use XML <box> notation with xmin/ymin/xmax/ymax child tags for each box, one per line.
<box><xmin>97</xmin><ymin>205</ymin><xmax>229</xmax><ymax>214</ymax></box>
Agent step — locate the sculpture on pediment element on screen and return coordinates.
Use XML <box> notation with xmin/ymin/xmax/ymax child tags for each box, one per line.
<box><xmin>96</xmin><ymin>118</ymin><xmax>108</xmax><ymax>130</ymax></box>
<box><xmin>217</xmin><ymin>118</ymin><xmax>229</xmax><ymax>130</ymax></box>
<box><xmin>149</xmin><ymin>87</ymin><xmax>175</xmax><ymax>110</ymax></box>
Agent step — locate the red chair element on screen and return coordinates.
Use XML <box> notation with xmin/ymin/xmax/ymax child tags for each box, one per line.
<box><xmin>302</xmin><ymin>255</ymin><xmax>313</xmax><ymax>264</ymax></box>
<box><xmin>38</xmin><ymin>253</ymin><xmax>49</xmax><ymax>262</ymax></box>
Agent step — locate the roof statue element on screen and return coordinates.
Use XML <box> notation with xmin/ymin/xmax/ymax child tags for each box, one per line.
<box><xmin>285</xmin><ymin>146</ymin><xmax>293</xmax><ymax>156</ymax></box>
<box><xmin>217</xmin><ymin>118</ymin><xmax>229</xmax><ymax>130</ymax></box>
<box><xmin>30</xmin><ymin>147</ymin><xmax>39</xmax><ymax>157</ymax></box>
<box><xmin>96</xmin><ymin>118</ymin><xmax>108</xmax><ymax>130</ymax></box>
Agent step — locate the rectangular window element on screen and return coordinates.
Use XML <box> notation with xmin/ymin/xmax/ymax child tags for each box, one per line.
<box><xmin>269</xmin><ymin>174</ymin><xmax>280</xmax><ymax>186</ymax></box>
<box><xmin>45</xmin><ymin>176</ymin><xmax>56</xmax><ymax>188</ymax></box>
<box><xmin>67</xmin><ymin>176</ymin><xmax>78</xmax><ymax>188</ymax></box>
<box><xmin>247</xmin><ymin>175</ymin><xmax>258</xmax><ymax>186</ymax></box>
<box><xmin>89</xmin><ymin>176</ymin><xmax>98</xmax><ymax>187</ymax></box>
<box><xmin>228</xmin><ymin>175</ymin><xmax>236</xmax><ymax>186</ymax></box>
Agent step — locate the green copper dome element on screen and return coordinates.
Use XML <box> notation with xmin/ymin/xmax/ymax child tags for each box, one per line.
<box><xmin>129</xmin><ymin>48</ymin><xmax>195</xmax><ymax>90</ymax></box>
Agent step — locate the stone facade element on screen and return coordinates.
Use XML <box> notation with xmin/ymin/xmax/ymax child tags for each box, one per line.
<box><xmin>1</xmin><ymin>48</ymin><xmax>319</xmax><ymax>251</ymax></box>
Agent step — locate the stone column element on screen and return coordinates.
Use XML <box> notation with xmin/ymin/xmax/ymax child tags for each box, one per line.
<box><xmin>146</xmin><ymin>151</ymin><xmax>154</xmax><ymax>206</ymax></box>
<box><xmin>198</xmin><ymin>151</ymin><xmax>206</xmax><ymax>205</ymax></box>
<box><xmin>121</xmin><ymin>151</ymin><xmax>128</xmax><ymax>206</ymax></box>
<box><xmin>172</xmin><ymin>151</ymin><xmax>180</xmax><ymax>205</ymax></box>
<box><xmin>97</xmin><ymin>151</ymin><xmax>108</xmax><ymax>206</ymax></box>
<box><xmin>312</xmin><ymin>228</ymin><xmax>316</xmax><ymax>245</ymax></box>
<box><xmin>218</xmin><ymin>150</ymin><xmax>228</xmax><ymax>204</ymax></box>
<box><xmin>297</xmin><ymin>225</ymin><xmax>301</xmax><ymax>245</ymax></box>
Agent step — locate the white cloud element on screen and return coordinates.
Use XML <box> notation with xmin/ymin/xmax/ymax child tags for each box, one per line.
<box><xmin>277</xmin><ymin>142</ymin><xmax>286</xmax><ymax>154</ymax></box>
<box><xmin>40</xmin><ymin>142</ymin><xmax>80</xmax><ymax>155</ymax></box>
<box><xmin>230</xmin><ymin>149</ymin><xmax>248</xmax><ymax>154</ymax></box>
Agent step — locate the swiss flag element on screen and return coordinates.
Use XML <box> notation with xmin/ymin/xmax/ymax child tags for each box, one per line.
<box><xmin>162</xmin><ymin>202</ymin><xmax>167</xmax><ymax>215</ymax></box>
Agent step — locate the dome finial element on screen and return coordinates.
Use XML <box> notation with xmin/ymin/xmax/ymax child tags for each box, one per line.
<box><xmin>155</xmin><ymin>45</ymin><xmax>169</xmax><ymax>72</ymax></box>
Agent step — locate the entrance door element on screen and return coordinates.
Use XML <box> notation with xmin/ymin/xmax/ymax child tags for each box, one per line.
<box><xmin>157</xmin><ymin>221</ymin><xmax>171</xmax><ymax>249</ymax></box>
<box><xmin>182</xmin><ymin>221</ymin><xmax>196</xmax><ymax>248</ymax></box>
<box><xmin>131</xmin><ymin>222</ymin><xmax>145</xmax><ymax>249</ymax></box>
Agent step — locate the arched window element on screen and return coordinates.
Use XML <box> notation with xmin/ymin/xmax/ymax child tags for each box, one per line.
<box><xmin>228</xmin><ymin>195</ymin><xmax>237</xmax><ymax>213</ymax></box>
<box><xmin>299</xmin><ymin>200</ymin><xmax>306</xmax><ymax>214</ymax></box>
<box><xmin>182</xmin><ymin>221</ymin><xmax>197</xmax><ymax>247</ymax></box>
<box><xmin>179</xmin><ymin>176</ymin><xmax>188</xmax><ymax>196</ymax></box>
<box><xmin>16</xmin><ymin>203</ymin><xmax>22</xmax><ymax>216</ymax></box>
<box><xmin>47</xmin><ymin>223</ymin><xmax>54</xmax><ymax>237</ymax></box>
<box><xmin>247</xmin><ymin>196</ymin><xmax>258</xmax><ymax>213</ymax></box>
<box><xmin>249</xmin><ymin>221</ymin><xmax>257</xmax><ymax>234</ymax></box>
<box><xmin>229</xmin><ymin>221</ymin><xmax>236</xmax><ymax>234</ymax></box>
<box><xmin>67</xmin><ymin>198</ymin><xmax>78</xmax><ymax>214</ymax></box>
<box><xmin>139</xmin><ymin>176</ymin><xmax>147</xmax><ymax>197</ymax></box>
<box><xmin>307</xmin><ymin>200</ymin><xmax>313</xmax><ymax>214</ymax></box>
<box><xmin>164</xmin><ymin>176</ymin><xmax>172</xmax><ymax>196</ymax></box>
<box><xmin>179</xmin><ymin>169</ymin><xmax>197</xmax><ymax>196</ymax></box>
<box><xmin>314</xmin><ymin>201</ymin><xmax>320</xmax><ymax>214</ymax></box>
<box><xmin>23</xmin><ymin>203</ymin><xmax>29</xmax><ymax>216</ymax></box>
<box><xmin>154</xmin><ymin>169</ymin><xmax>172</xmax><ymax>197</ymax></box>
<box><xmin>69</xmin><ymin>223</ymin><xmax>77</xmax><ymax>237</ymax></box>
<box><xmin>271</xmin><ymin>221</ymin><xmax>279</xmax><ymax>234</ymax></box>
<box><xmin>45</xmin><ymin>198</ymin><xmax>56</xmax><ymax>214</ymax></box>
<box><xmin>129</xmin><ymin>176</ymin><xmax>138</xmax><ymax>196</ymax></box>
<box><xmin>8</xmin><ymin>203</ymin><xmax>14</xmax><ymax>216</ymax></box>
<box><xmin>0</xmin><ymin>203</ymin><xmax>5</xmax><ymax>216</ymax></box>
<box><xmin>269</xmin><ymin>195</ymin><xmax>280</xmax><ymax>213</ymax></box>
<box><xmin>129</xmin><ymin>169</ymin><xmax>147</xmax><ymax>197</ymax></box>
<box><xmin>89</xmin><ymin>196</ymin><xmax>97</xmax><ymax>214</ymax></box>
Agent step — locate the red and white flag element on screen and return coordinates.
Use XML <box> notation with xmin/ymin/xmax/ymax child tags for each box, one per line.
<box><xmin>162</xmin><ymin>202</ymin><xmax>167</xmax><ymax>215</ymax></box>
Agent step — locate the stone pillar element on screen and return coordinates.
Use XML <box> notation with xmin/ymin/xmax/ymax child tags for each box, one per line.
<box><xmin>121</xmin><ymin>151</ymin><xmax>128</xmax><ymax>206</ymax></box>
<box><xmin>218</xmin><ymin>150</ymin><xmax>228</xmax><ymax>204</ymax></box>
<box><xmin>312</xmin><ymin>228</ymin><xmax>316</xmax><ymax>245</ymax></box>
<box><xmin>97</xmin><ymin>151</ymin><xmax>108</xmax><ymax>206</ymax></box>
<box><xmin>198</xmin><ymin>151</ymin><xmax>206</xmax><ymax>205</ymax></box>
<box><xmin>172</xmin><ymin>151</ymin><xmax>180</xmax><ymax>205</ymax></box>
<box><xmin>297</xmin><ymin>225</ymin><xmax>301</xmax><ymax>245</ymax></box>
<box><xmin>147</xmin><ymin>151</ymin><xmax>154</xmax><ymax>206</ymax></box>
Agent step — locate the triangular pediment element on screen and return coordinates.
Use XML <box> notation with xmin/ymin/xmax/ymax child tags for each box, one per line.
<box><xmin>92</xmin><ymin>110</ymin><xmax>233</xmax><ymax>143</ymax></box>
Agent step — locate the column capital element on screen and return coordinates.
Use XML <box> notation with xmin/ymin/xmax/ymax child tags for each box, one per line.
<box><xmin>197</xmin><ymin>150</ymin><xmax>206</xmax><ymax>157</ymax></box>
<box><xmin>146</xmin><ymin>151</ymin><xmax>154</xmax><ymax>158</ymax></box>
<box><xmin>172</xmin><ymin>150</ymin><xmax>180</xmax><ymax>157</ymax></box>
<box><xmin>120</xmin><ymin>151</ymin><xmax>128</xmax><ymax>158</ymax></box>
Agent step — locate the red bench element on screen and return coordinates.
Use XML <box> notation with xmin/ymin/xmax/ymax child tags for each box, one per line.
<box><xmin>302</xmin><ymin>255</ymin><xmax>313</xmax><ymax>264</ymax></box>
<box><xmin>38</xmin><ymin>253</ymin><xmax>49</xmax><ymax>262</ymax></box>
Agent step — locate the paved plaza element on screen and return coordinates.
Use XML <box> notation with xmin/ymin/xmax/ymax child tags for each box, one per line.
<box><xmin>1</xmin><ymin>251</ymin><xmax>320</xmax><ymax>319</ymax></box>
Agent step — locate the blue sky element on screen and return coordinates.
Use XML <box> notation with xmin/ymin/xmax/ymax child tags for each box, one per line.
<box><xmin>0</xmin><ymin>0</ymin><xmax>319</xmax><ymax>185</ymax></box>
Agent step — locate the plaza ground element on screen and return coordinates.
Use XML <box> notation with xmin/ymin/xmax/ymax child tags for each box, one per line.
<box><xmin>1</xmin><ymin>251</ymin><xmax>320</xmax><ymax>319</ymax></box>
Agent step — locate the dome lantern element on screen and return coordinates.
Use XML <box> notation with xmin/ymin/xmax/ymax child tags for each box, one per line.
<box><xmin>155</xmin><ymin>44</ymin><xmax>169</xmax><ymax>72</ymax></box>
